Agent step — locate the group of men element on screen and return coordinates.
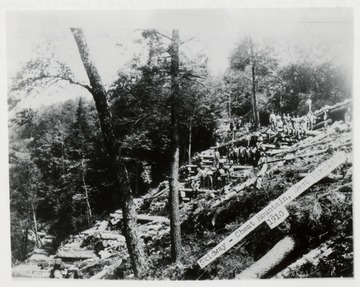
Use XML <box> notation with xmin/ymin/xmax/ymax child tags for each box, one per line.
<box><xmin>269</xmin><ymin>111</ymin><xmax>316</xmax><ymax>133</ymax></box>
<box><xmin>192</xmin><ymin>162</ymin><xmax>231</xmax><ymax>191</ymax></box>
<box><xmin>186</xmin><ymin>132</ymin><xmax>269</xmax><ymax>192</ymax></box>
<box><xmin>224</xmin><ymin>137</ymin><xmax>266</xmax><ymax>166</ymax></box>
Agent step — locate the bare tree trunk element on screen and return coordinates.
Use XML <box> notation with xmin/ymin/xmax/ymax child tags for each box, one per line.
<box><xmin>188</xmin><ymin>118</ymin><xmax>192</xmax><ymax>164</ymax></box>
<box><xmin>81</xmin><ymin>158</ymin><xmax>92</xmax><ymax>221</ymax></box>
<box><xmin>169</xmin><ymin>29</ymin><xmax>182</xmax><ymax>262</ymax></box>
<box><xmin>31</xmin><ymin>200</ymin><xmax>42</xmax><ymax>247</ymax></box>
<box><xmin>249</xmin><ymin>40</ymin><xmax>260</xmax><ymax>130</ymax></box>
<box><xmin>251</xmin><ymin>64</ymin><xmax>260</xmax><ymax>130</ymax></box>
<box><xmin>23</xmin><ymin>228</ymin><xmax>29</xmax><ymax>260</ymax></box>
<box><xmin>70</xmin><ymin>28</ymin><xmax>145</xmax><ymax>278</ymax></box>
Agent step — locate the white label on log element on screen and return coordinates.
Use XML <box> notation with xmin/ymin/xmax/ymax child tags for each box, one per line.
<box><xmin>265</xmin><ymin>206</ymin><xmax>289</xmax><ymax>229</ymax></box>
<box><xmin>197</xmin><ymin>152</ymin><xmax>346</xmax><ymax>269</ymax></box>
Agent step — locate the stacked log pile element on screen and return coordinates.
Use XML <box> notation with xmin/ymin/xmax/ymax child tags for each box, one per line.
<box><xmin>48</xmin><ymin>210</ymin><xmax>171</xmax><ymax>278</ymax></box>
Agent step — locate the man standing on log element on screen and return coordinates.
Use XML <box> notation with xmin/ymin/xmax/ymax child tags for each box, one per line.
<box><xmin>197</xmin><ymin>165</ymin><xmax>207</xmax><ymax>189</ymax></box>
<box><xmin>269</xmin><ymin>111</ymin><xmax>276</xmax><ymax>131</ymax></box>
<box><xmin>306</xmin><ymin>96</ymin><xmax>312</xmax><ymax>113</ymax></box>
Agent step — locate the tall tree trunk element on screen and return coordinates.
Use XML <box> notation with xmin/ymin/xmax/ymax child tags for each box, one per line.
<box><xmin>22</xmin><ymin>228</ymin><xmax>29</xmax><ymax>260</ymax></box>
<box><xmin>251</xmin><ymin>64</ymin><xmax>260</xmax><ymax>130</ymax></box>
<box><xmin>228</xmin><ymin>92</ymin><xmax>231</xmax><ymax>118</ymax></box>
<box><xmin>81</xmin><ymin>158</ymin><xmax>92</xmax><ymax>222</ymax></box>
<box><xmin>70</xmin><ymin>28</ymin><xmax>145</xmax><ymax>277</ymax></box>
<box><xmin>249</xmin><ymin>39</ymin><xmax>260</xmax><ymax>130</ymax></box>
<box><xmin>31</xmin><ymin>199</ymin><xmax>42</xmax><ymax>247</ymax></box>
<box><xmin>169</xmin><ymin>29</ymin><xmax>182</xmax><ymax>262</ymax></box>
<box><xmin>188</xmin><ymin>118</ymin><xmax>192</xmax><ymax>164</ymax></box>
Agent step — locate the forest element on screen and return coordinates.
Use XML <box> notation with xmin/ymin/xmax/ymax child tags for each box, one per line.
<box><xmin>8</xmin><ymin>23</ymin><xmax>353</xmax><ymax>280</ymax></box>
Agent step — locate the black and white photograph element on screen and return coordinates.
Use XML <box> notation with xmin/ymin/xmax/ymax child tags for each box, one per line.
<box><xmin>1</xmin><ymin>0</ymin><xmax>358</xmax><ymax>284</ymax></box>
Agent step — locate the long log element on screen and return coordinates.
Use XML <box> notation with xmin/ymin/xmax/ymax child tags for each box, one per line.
<box><xmin>313</xmin><ymin>119</ymin><xmax>333</xmax><ymax>130</ymax></box>
<box><xmin>153</xmin><ymin>187</ymin><xmax>169</xmax><ymax>198</ymax></box>
<box><xmin>80</xmin><ymin>257</ymin><xmax>117</xmax><ymax>273</ymax></box>
<box><xmin>314</xmin><ymin>99</ymin><xmax>351</xmax><ymax>118</ymax></box>
<box><xmin>89</xmin><ymin>259</ymin><xmax>123</xmax><ymax>279</ymax></box>
<box><xmin>297</xmin><ymin>138</ymin><xmax>335</xmax><ymax>151</ymax></box>
<box><xmin>232</xmin><ymin>165</ymin><xmax>254</xmax><ymax>170</ymax></box>
<box><xmin>137</xmin><ymin>214</ymin><xmax>170</xmax><ymax>223</ymax></box>
<box><xmin>298</xmin><ymin>172</ymin><xmax>343</xmax><ymax>181</ymax></box>
<box><xmin>268</xmin><ymin>137</ymin><xmax>330</xmax><ymax>156</ymax></box>
<box><xmin>313</xmin><ymin>99</ymin><xmax>351</xmax><ymax>118</ymax></box>
<box><xmin>109</xmin><ymin>212</ymin><xmax>170</xmax><ymax>224</ymax></box>
<box><xmin>211</xmin><ymin>177</ymin><xmax>256</xmax><ymax>209</ymax></box>
<box><xmin>236</xmin><ymin>236</ymin><xmax>296</xmax><ymax>279</ymax></box>
<box><xmin>306</xmin><ymin>130</ymin><xmax>321</xmax><ymax>137</ymax></box>
<box><xmin>98</xmin><ymin>232</ymin><xmax>126</xmax><ymax>241</ymax></box>
<box><xmin>272</xmin><ymin>240</ymin><xmax>334</xmax><ymax>278</ymax></box>
<box><xmin>57</xmin><ymin>249</ymin><xmax>98</xmax><ymax>260</ymax></box>
<box><xmin>267</xmin><ymin>141</ymin><xmax>351</xmax><ymax>164</ymax></box>
<box><xmin>293</xmin><ymin>133</ymin><xmax>328</xmax><ymax>149</ymax></box>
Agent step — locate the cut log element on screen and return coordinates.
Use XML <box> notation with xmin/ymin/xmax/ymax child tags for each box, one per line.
<box><xmin>296</xmin><ymin>142</ymin><xmax>351</xmax><ymax>159</ymax></box>
<box><xmin>337</xmin><ymin>182</ymin><xmax>352</xmax><ymax>193</ymax></box>
<box><xmin>306</xmin><ymin>130</ymin><xmax>321</xmax><ymax>137</ymax></box>
<box><xmin>266</xmin><ymin>149</ymin><xmax>292</xmax><ymax>156</ymax></box>
<box><xmin>179</xmin><ymin>188</ymin><xmax>193</xmax><ymax>192</ymax></box>
<box><xmin>266</xmin><ymin>137</ymin><xmax>335</xmax><ymax>156</ymax></box>
<box><xmin>201</xmin><ymin>159</ymin><xmax>214</xmax><ymax>165</ymax></box>
<box><xmin>80</xmin><ymin>257</ymin><xmax>117</xmax><ymax>273</ymax></box>
<box><xmin>298</xmin><ymin>172</ymin><xmax>343</xmax><ymax>181</ymax></box>
<box><xmin>268</xmin><ymin>142</ymin><xmax>351</xmax><ymax>164</ymax></box>
<box><xmin>232</xmin><ymin>165</ymin><xmax>254</xmax><ymax>170</ymax></box>
<box><xmin>98</xmin><ymin>232</ymin><xmax>126</xmax><ymax>242</ymax></box>
<box><xmin>272</xmin><ymin>240</ymin><xmax>334</xmax><ymax>278</ymax></box>
<box><xmin>293</xmin><ymin>133</ymin><xmax>328</xmax><ymax>149</ymax></box>
<box><xmin>108</xmin><ymin>213</ymin><xmax>170</xmax><ymax>225</ymax></box>
<box><xmin>297</xmin><ymin>138</ymin><xmax>335</xmax><ymax>151</ymax></box>
<box><xmin>236</xmin><ymin>236</ymin><xmax>296</xmax><ymax>279</ymax></box>
<box><xmin>180</xmin><ymin>188</ymin><xmax>219</xmax><ymax>194</ymax></box>
<box><xmin>153</xmin><ymin>187</ymin><xmax>169</xmax><ymax>198</ymax></box>
<box><xmin>262</xmin><ymin>144</ymin><xmax>277</xmax><ymax>149</ymax></box>
<box><xmin>211</xmin><ymin>177</ymin><xmax>257</xmax><ymax>209</ymax></box>
<box><xmin>313</xmin><ymin>119</ymin><xmax>333</xmax><ymax>130</ymax></box>
<box><xmin>186</xmin><ymin>164</ymin><xmax>198</xmax><ymax>168</ymax></box>
<box><xmin>136</xmin><ymin>214</ymin><xmax>170</xmax><ymax>223</ymax></box>
<box><xmin>57</xmin><ymin>249</ymin><xmax>98</xmax><ymax>260</ymax></box>
<box><xmin>89</xmin><ymin>259</ymin><xmax>122</xmax><ymax>279</ymax></box>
